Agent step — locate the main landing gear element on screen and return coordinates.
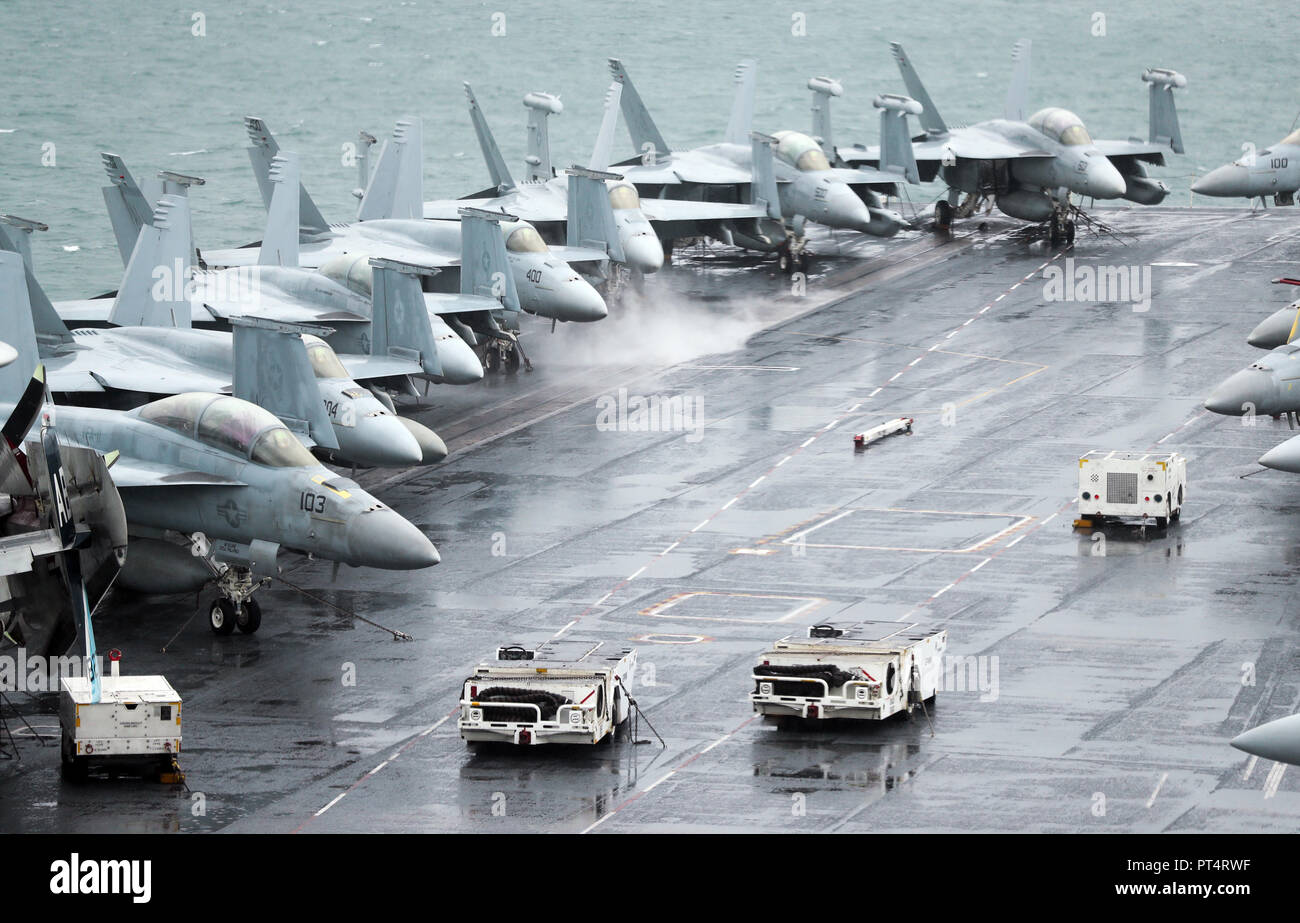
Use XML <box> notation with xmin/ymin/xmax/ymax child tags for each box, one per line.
<box><xmin>481</xmin><ymin>334</ymin><xmax>530</xmax><ymax>375</ymax></box>
<box><xmin>777</xmin><ymin>235</ymin><xmax>811</xmax><ymax>275</ymax></box>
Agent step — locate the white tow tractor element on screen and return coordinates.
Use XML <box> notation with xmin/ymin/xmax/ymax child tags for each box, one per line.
<box><xmin>750</xmin><ymin>621</ymin><xmax>946</xmax><ymax>722</ymax></box>
<box><xmin>1076</xmin><ymin>450</ymin><xmax>1186</xmax><ymax>528</ymax></box>
<box><xmin>458</xmin><ymin>639</ymin><xmax>637</xmax><ymax>746</ymax></box>
<box><xmin>59</xmin><ymin>650</ymin><xmax>183</xmax><ymax>782</ymax></box>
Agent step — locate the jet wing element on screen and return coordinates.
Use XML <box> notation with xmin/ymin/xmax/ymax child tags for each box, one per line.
<box><xmin>616</xmin><ymin>157</ymin><xmax>754</xmax><ymax>187</ymax></box>
<box><xmin>335</xmin><ymin>353</ymin><xmax>423</xmax><ymax>380</ymax></box>
<box><xmin>1093</xmin><ymin>139</ymin><xmax>1168</xmax><ymax>165</ymax></box>
<box><xmin>823</xmin><ymin>166</ymin><xmax>906</xmax><ymax>188</ymax></box>
<box><xmin>105</xmin><ymin>457</ymin><xmax>247</xmax><ymax>489</ymax></box>
<box><xmin>637</xmin><ymin>199</ymin><xmax>769</xmax><ymax>222</ymax></box>
<box><xmin>424</xmin><ymin>292</ymin><xmax>504</xmax><ymax>315</ymax></box>
<box><xmin>854</xmin><ymin>133</ymin><xmax>1054</xmax><ymax>163</ymax></box>
<box><xmin>47</xmin><ymin>354</ymin><xmax>229</xmax><ymax>396</ymax></box>
<box><xmin>550</xmin><ymin>245</ymin><xmax>613</xmax><ymax>267</ymax></box>
<box><xmin>424</xmin><ymin>196</ymin><xmax>569</xmax><ymax>225</ymax></box>
<box><xmin>0</xmin><ymin>529</ymin><xmax>65</xmax><ymax>578</ymax></box>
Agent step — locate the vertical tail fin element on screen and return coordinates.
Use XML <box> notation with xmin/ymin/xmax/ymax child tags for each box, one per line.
<box><xmin>523</xmin><ymin>92</ymin><xmax>563</xmax><ymax>183</ymax></box>
<box><xmin>259</xmin><ymin>152</ymin><xmax>301</xmax><ymax>266</ymax></box>
<box><xmin>807</xmin><ymin>76</ymin><xmax>843</xmax><ymax>157</ymax></box>
<box><xmin>873</xmin><ymin>94</ymin><xmax>922</xmax><ymax>185</ymax></box>
<box><xmin>607</xmin><ymin>58</ymin><xmax>670</xmax><ymax>162</ymax></box>
<box><xmin>458</xmin><ymin>208</ymin><xmax>520</xmax><ymax>311</ymax></box>
<box><xmin>749</xmin><ymin>133</ymin><xmax>782</xmax><ymax>220</ymax></box>
<box><xmin>1004</xmin><ymin>39</ymin><xmax>1032</xmax><ymax>121</ymax></box>
<box><xmin>1142</xmin><ymin>68</ymin><xmax>1186</xmax><ymax>154</ymax></box>
<box><xmin>356</xmin><ymin>118</ymin><xmax>424</xmax><ymax>221</ymax></box>
<box><xmin>0</xmin><ymin>252</ymin><xmax>39</xmax><ymax>403</ymax></box>
<box><xmin>464</xmin><ymin>84</ymin><xmax>516</xmax><ymax>193</ymax></box>
<box><xmin>588</xmin><ymin>82</ymin><xmax>623</xmax><ymax>171</ymax></box>
<box><xmin>0</xmin><ymin>218</ymin><xmax>70</xmax><ymax>346</ymax></box>
<box><xmin>368</xmin><ymin>258</ymin><xmax>443</xmax><ymax>377</ymax></box>
<box><xmin>229</xmin><ymin>317</ymin><xmax>338</xmax><ymax>450</ymax></box>
<box><xmin>244</xmin><ymin>117</ymin><xmax>331</xmax><ymax>235</ymax></box>
<box><xmin>108</xmin><ymin>195</ymin><xmax>192</xmax><ymax>329</ymax></box>
<box><xmin>100</xmin><ymin>153</ymin><xmax>156</xmax><ymax>264</ymax></box>
<box><xmin>889</xmin><ymin>42</ymin><xmax>947</xmax><ymax>135</ymax></box>
<box><xmin>566</xmin><ymin>167</ymin><xmax>625</xmax><ymax>262</ymax></box>
<box><xmin>724</xmin><ymin>60</ymin><xmax>758</xmax><ymax>147</ymax></box>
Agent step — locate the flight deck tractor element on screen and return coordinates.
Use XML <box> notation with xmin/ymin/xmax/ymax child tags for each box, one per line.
<box><xmin>1076</xmin><ymin>450</ymin><xmax>1186</xmax><ymax>528</ymax></box>
<box><xmin>458</xmin><ymin>639</ymin><xmax>637</xmax><ymax>745</ymax></box>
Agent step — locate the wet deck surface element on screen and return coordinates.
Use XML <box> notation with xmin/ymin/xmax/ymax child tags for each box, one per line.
<box><xmin>5</xmin><ymin>206</ymin><xmax>1300</xmax><ymax>833</ymax></box>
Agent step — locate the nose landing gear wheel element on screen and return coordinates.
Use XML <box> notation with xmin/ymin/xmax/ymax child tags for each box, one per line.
<box><xmin>934</xmin><ymin>199</ymin><xmax>953</xmax><ymax>232</ymax></box>
<box><xmin>209</xmin><ymin>598</ymin><xmax>236</xmax><ymax>635</ymax></box>
<box><xmin>236</xmin><ymin>598</ymin><xmax>262</xmax><ymax>634</ymax></box>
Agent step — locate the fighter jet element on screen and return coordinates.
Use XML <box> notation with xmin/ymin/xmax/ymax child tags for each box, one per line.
<box><xmin>199</xmin><ymin>117</ymin><xmax>609</xmax><ymax>327</ymax></box>
<box><xmin>410</xmin><ymin>82</ymin><xmax>665</xmax><ymax>278</ymax></box>
<box><xmin>1232</xmin><ymin>713</ymin><xmax>1300</xmax><ymax>766</ymax></box>
<box><xmin>1204</xmin><ymin>342</ymin><xmax>1300</xmax><ymax>424</ymax></box>
<box><xmin>1</xmin><ymin>362</ymin><xmax>128</xmax><ymax>657</ymax></box>
<box><xmin>5</xmin><ymin>190</ymin><xmax>448</xmax><ymax>469</ymax></box>
<box><xmin>0</xmin><ymin>252</ymin><xmax>439</xmax><ymax>635</ymax></box>
<box><xmin>604</xmin><ymin>59</ymin><xmax>919</xmax><ymax>270</ymax></box>
<box><xmin>1192</xmin><ymin>128</ymin><xmax>1300</xmax><ymax>206</ymax></box>
<box><xmin>87</xmin><ymin>152</ymin><xmax>492</xmax><ymax>382</ymax></box>
<box><xmin>880</xmin><ymin>40</ymin><xmax>1185</xmax><ymax>243</ymax></box>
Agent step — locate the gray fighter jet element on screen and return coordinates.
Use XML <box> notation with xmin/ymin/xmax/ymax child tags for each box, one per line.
<box><xmin>1232</xmin><ymin>713</ymin><xmax>1300</xmax><ymax>766</ymax></box>
<box><xmin>410</xmin><ymin>82</ymin><xmax>664</xmax><ymax>277</ymax></box>
<box><xmin>1203</xmin><ymin>341</ymin><xmax>1300</xmax><ymax>471</ymax></box>
<box><xmin>606</xmin><ymin>58</ymin><xmax>919</xmax><ymax>271</ymax></box>
<box><xmin>87</xmin><ymin>153</ymin><xmax>493</xmax><ymax>382</ymax></box>
<box><xmin>878</xmin><ymin>40</ymin><xmax>1185</xmax><ymax>243</ymax></box>
<box><xmin>0</xmin><ymin>252</ymin><xmax>438</xmax><ymax>635</ymax></box>
<box><xmin>1193</xmin><ymin>128</ymin><xmax>1300</xmax><ymax>205</ymax></box>
<box><xmin>199</xmin><ymin>117</ymin><xmax>608</xmax><ymax>327</ymax></box>
<box><xmin>7</xmin><ymin>191</ymin><xmax>448</xmax><ymax>468</ymax></box>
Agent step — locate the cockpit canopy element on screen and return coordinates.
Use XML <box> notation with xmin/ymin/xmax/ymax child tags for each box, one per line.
<box><xmin>1281</xmin><ymin>128</ymin><xmax>1300</xmax><ymax>147</ymax></box>
<box><xmin>773</xmin><ymin>130</ymin><xmax>831</xmax><ymax>172</ymax></box>
<box><xmin>138</xmin><ymin>392</ymin><xmax>319</xmax><ymax>467</ymax></box>
<box><xmin>319</xmin><ymin>254</ymin><xmax>374</xmax><ymax>297</ymax></box>
<box><xmin>1028</xmin><ymin>108</ymin><xmax>1092</xmax><ymax>146</ymax></box>
<box><xmin>504</xmin><ymin>224</ymin><xmax>548</xmax><ymax>253</ymax></box>
<box><xmin>303</xmin><ymin>334</ymin><xmax>351</xmax><ymax>380</ymax></box>
<box><xmin>608</xmin><ymin>182</ymin><xmax>641</xmax><ymax>210</ymax></box>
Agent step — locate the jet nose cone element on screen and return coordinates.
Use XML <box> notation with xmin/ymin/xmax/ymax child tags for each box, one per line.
<box><xmin>1232</xmin><ymin>714</ymin><xmax>1300</xmax><ymax>765</ymax></box>
<box><xmin>347</xmin><ymin>507</ymin><xmax>439</xmax><ymax>569</ymax></box>
<box><xmin>1248</xmin><ymin>306</ymin><xmax>1299</xmax><ymax>349</ymax></box>
<box><xmin>1193</xmin><ymin>163</ymin><xmax>1249</xmax><ymax>198</ymax></box>
<box><xmin>396</xmin><ymin>415</ymin><xmax>448</xmax><ymax>464</ymax></box>
<box><xmin>1204</xmin><ymin>368</ymin><xmax>1270</xmax><ymax>416</ymax></box>
<box><xmin>437</xmin><ymin>333</ymin><xmax>486</xmax><ymax>384</ymax></box>
<box><xmin>562</xmin><ymin>276</ymin><xmax>609</xmax><ymax>322</ymax></box>
<box><xmin>1258</xmin><ymin>434</ymin><xmax>1300</xmax><ymax>473</ymax></box>
<box><xmin>824</xmin><ymin>183</ymin><xmax>874</xmax><ymax>231</ymax></box>
<box><xmin>350</xmin><ymin>414</ymin><xmax>425</xmax><ymax>467</ymax></box>
<box><xmin>1089</xmin><ymin>159</ymin><xmax>1127</xmax><ymax>199</ymax></box>
<box><xmin>623</xmin><ymin>231</ymin><xmax>664</xmax><ymax>274</ymax></box>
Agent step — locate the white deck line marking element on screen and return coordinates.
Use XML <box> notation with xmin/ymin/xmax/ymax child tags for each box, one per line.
<box><xmin>945</xmin><ymin>330</ymin><xmax>958</xmax><ymax>339</ymax></box>
<box><xmin>932</xmin><ymin>583</ymin><xmax>954</xmax><ymax>598</ymax></box>
<box><xmin>1042</xmin><ymin>512</ymin><xmax>1059</xmax><ymax>525</ymax></box>
<box><xmin>1264</xmin><ymin>761</ymin><xmax>1286</xmax><ymax>799</ymax></box>
<box><xmin>847</xmin><ymin>403</ymin><xmax>862</xmax><ymax>412</ymax></box>
<box><xmin>1007</xmin><ymin>534</ymin><xmax>1026</xmax><ymax>548</ymax></box>
<box><xmin>823</xmin><ymin>420</ymin><xmax>838</xmax><ymax>431</ymax></box>
<box><xmin>928</xmin><ymin>343</ymin><xmax>941</xmax><ymax>352</ymax></box>
<box><xmin>969</xmin><ymin>557</ymin><xmax>992</xmax><ymax>573</ymax></box>
<box><xmin>995</xmin><ymin>293</ymin><xmax>1006</xmax><ymax>302</ymax></box>
<box><xmin>627</xmin><ymin>566</ymin><xmax>647</xmax><ymax>581</ymax></box>
<box><xmin>1146</xmin><ymin>772</ymin><xmax>1168</xmax><ymax>808</ymax></box>
<box><xmin>691</xmin><ymin>519</ymin><xmax>709</xmax><ymax>532</ymax></box>
<box><xmin>315</xmin><ymin>793</ymin><xmax>347</xmax><ymax>817</ymax></box>
<box><xmin>776</xmin><ymin>455</ymin><xmax>792</xmax><ymax>467</ymax></box>
<box><xmin>889</xmin><ymin>372</ymin><xmax>903</xmax><ymax>381</ymax></box>
<box><xmin>1242</xmin><ymin>754</ymin><xmax>1259</xmax><ymax>781</ymax></box>
<box><xmin>749</xmin><ymin>476</ymin><xmax>766</xmax><ymax>489</ymax></box>
<box><xmin>663</xmin><ymin>541</ymin><xmax>680</xmax><ymax>554</ymax></box>
<box><xmin>368</xmin><ymin>760</ymin><xmax>389</xmax><ymax>776</ymax></box>
<box><xmin>1157</xmin><ymin>432</ymin><xmax>1173</xmax><ymax>444</ymax></box>
<box><xmin>1010</xmin><ymin>282</ymin><xmax>1021</xmax><ymax>290</ymax></box>
<box><xmin>801</xmin><ymin>436</ymin><xmax>816</xmax><ymax>448</ymax></box>
<box><xmin>978</xmin><ymin>306</ymin><xmax>991</xmax><ymax>314</ymax></box>
<box><xmin>555</xmin><ymin>618</ymin><xmax>578</xmax><ymax>637</ymax></box>
<box><xmin>418</xmin><ymin>716</ymin><xmax>450</xmax><ymax>739</ymax></box>
<box><xmin>721</xmin><ymin>497</ymin><xmax>738</xmax><ymax>510</ymax></box>
<box><xmin>870</xmin><ymin>387</ymin><xmax>884</xmax><ymax>395</ymax></box>
<box><xmin>909</xmin><ymin>357</ymin><xmax>923</xmax><ymax>367</ymax></box>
